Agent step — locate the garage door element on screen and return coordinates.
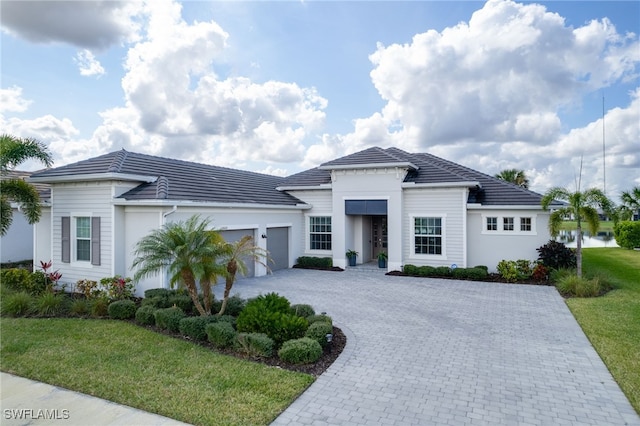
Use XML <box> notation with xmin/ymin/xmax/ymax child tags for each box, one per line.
<box><xmin>267</xmin><ymin>227</ymin><xmax>289</xmax><ymax>271</ymax></box>
<box><xmin>219</xmin><ymin>229</ymin><xmax>255</xmax><ymax>278</ymax></box>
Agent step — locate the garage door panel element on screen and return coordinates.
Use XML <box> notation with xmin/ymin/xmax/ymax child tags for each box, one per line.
<box><xmin>219</xmin><ymin>229</ymin><xmax>255</xmax><ymax>278</ymax></box>
<box><xmin>267</xmin><ymin>227</ymin><xmax>289</xmax><ymax>271</ymax></box>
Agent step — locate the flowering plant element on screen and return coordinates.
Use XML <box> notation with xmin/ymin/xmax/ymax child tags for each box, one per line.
<box><xmin>39</xmin><ymin>260</ymin><xmax>63</xmax><ymax>292</ymax></box>
<box><xmin>100</xmin><ymin>275</ymin><xmax>135</xmax><ymax>300</ymax></box>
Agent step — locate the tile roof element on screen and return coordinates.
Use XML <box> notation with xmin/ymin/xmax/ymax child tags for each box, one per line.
<box><xmin>2</xmin><ymin>170</ymin><xmax>51</xmax><ymax>200</ymax></box>
<box><xmin>30</xmin><ymin>150</ymin><xmax>303</xmax><ymax>206</ymax></box>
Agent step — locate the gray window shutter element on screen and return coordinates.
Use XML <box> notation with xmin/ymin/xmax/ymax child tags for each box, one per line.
<box><xmin>91</xmin><ymin>216</ymin><xmax>101</xmax><ymax>266</ymax></box>
<box><xmin>61</xmin><ymin>216</ymin><xmax>70</xmax><ymax>263</ymax></box>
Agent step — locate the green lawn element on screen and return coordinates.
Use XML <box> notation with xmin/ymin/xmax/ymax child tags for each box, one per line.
<box><xmin>0</xmin><ymin>318</ymin><xmax>314</xmax><ymax>426</ymax></box>
<box><xmin>559</xmin><ymin>221</ymin><xmax>615</xmax><ymax>232</ymax></box>
<box><xmin>567</xmin><ymin>248</ymin><xmax>640</xmax><ymax>414</ymax></box>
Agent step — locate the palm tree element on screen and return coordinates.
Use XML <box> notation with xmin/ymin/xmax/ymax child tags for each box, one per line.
<box><xmin>495</xmin><ymin>168</ymin><xmax>529</xmax><ymax>189</ymax></box>
<box><xmin>132</xmin><ymin>215</ymin><xmax>226</xmax><ymax>316</ymax></box>
<box><xmin>541</xmin><ymin>187</ymin><xmax>613</xmax><ymax>277</ymax></box>
<box><xmin>619</xmin><ymin>186</ymin><xmax>640</xmax><ymax>221</ymax></box>
<box><xmin>217</xmin><ymin>235</ymin><xmax>271</xmax><ymax>316</ymax></box>
<box><xmin>0</xmin><ymin>134</ymin><xmax>53</xmax><ymax>235</ymax></box>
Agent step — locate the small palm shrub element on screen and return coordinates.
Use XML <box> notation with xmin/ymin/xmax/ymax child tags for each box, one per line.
<box><xmin>305</xmin><ymin>321</ymin><xmax>333</xmax><ymax>348</ymax></box>
<box><xmin>108</xmin><ymin>300</ymin><xmax>137</xmax><ymax>320</ymax></box>
<box><xmin>291</xmin><ymin>304</ymin><xmax>315</xmax><ymax>318</ymax></box>
<box><xmin>69</xmin><ymin>299</ymin><xmax>90</xmax><ymax>317</ymax></box>
<box><xmin>278</xmin><ymin>337</ymin><xmax>322</xmax><ymax>364</ymax></box>
<box><xmin>307</xmin><ymin>314</ymin><xmax>332</xmax><ymax>326</ymax></box>
<box><xmin>237</xmin><ymin>293</ymin><xmax>308</xmax><ymax>346</ymax></box>
<box><xmin>537</xmin><ymin>240</ymin><xmax>577</xmax><ymax>269</ymax></box>
<box><xmin>90</xmin><ymin>297</ymin><xmax>110</xmax><ymax>317</ymax></box>
<box><xmin>237</xmin><ymin>333</ymin><xmax>274</xmax><ymax>357</ymax></box>
<box><xmin>206</xmin><ymin>322</ymin><xmax>237</xmax><ymax>349</ymax></box>
<box><xmin>556</xmin><ymin>275</ymin><xmax>610</xmax><ymax>297</ymax></box>
<box><xmin>135</xmin><ymin>305</ymin><xmax>156</xmax><ymax>325</ymax></box>
<box><xmin>179</xmin><ymin>316</ymin><xmax>219</xmax><ymax>341</ymax></box>
<box><xmin>2</xmin><ymin>291</ymin><xmax>33</xmax><ymax>316</ymax></box>
<box><xmin>35</xmin><ymin>292</ymin><xmax>65</xmax><ymax>317</ymax></box>
<box><xmin>154</xmin><ymin>307</ymin><xmax>186</xmax><ymax>332</ymax></box>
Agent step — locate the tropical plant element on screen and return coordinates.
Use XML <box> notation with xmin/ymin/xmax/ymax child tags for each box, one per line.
<box><xmin>132</xmin><ymin>215</ymin><xmax>227</xmax><ymax>316</ymax></box>
<box><xmin>216</xmin><ymin>235</ymin><xmax>271</xmax><ymax>316</ymax></box>
<box><xmin>618</xmin><ymin>186</ymin><xmax>640</xmax><ymax>221</ymax></box>
<box><xmin>495</xmin><ymin>168</ymin><xmax>529</xmax><ymax>189</ymax></box>
<box><xmin>0</xmin><ymin>134</ymin><xmax>53</xmax><ymax>236</ymax></box>
<box><xmin>541</xmin><ymin>186</ymin><xmax>613</xmax><ymax>277</ymax></box>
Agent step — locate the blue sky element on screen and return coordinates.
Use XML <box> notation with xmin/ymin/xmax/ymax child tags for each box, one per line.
<box><xmin>1</xmin><ymin>0</ymin><xmax>638</xmax><ymax>201</ymax></box>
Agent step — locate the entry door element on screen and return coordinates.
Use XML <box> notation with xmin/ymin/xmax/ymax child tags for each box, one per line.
<box><xmin>372</xmin><ymin>216</ymin><xmax>388</xmax><ymax>259</ymax></box>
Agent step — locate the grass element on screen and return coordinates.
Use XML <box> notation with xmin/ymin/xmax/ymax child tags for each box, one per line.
<box><xmin>0</xmin><ymin>318</ymin><xmax>314</xmax><ymax>426</ymax></box>
<box><xmin>559</xmin><ymin>220</ymin><xmax>614</xmax><ymax>232</ymax></box>
<box><xmin>566</xmin><ymin>248</ymin><xmax>640</xmax><ymax>414</ymax></box>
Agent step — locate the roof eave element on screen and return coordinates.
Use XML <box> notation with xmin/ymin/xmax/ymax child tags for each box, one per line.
<box><xmin>112</xmin><ymin>199</ymin><xmax>312</xmax><ymax>210</ymax></box>
<box><xmin>466</xmin><ymin>204</ymin><xmax>548</xmax><ymax>210</ymax></box>
<box><xmin>402</xmin><ymin>181</ymin><xmax>480</xmax><ymax>189</ymax></box>
<box><xmin>28</xmin><ymin>173</ymin><xmax>157</xmax><ymax>184</ymax></box>
<box><xmin>277</xmin><ymin>184</ymin><xmax>332</xmax><ymax>191</ymax></box>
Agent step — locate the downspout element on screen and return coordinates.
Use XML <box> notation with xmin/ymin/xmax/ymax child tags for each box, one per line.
<box><xmin>161</xmin><ymin>205</ymin><xmax>178</xmax><ymax>289</ymax></box>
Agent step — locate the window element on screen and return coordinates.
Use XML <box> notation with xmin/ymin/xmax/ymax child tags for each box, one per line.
<box><xmin>503</xmin><ymin>217</ymin><xmax>514</xmax><ymax>231</ymax></box>
<box><xmin>414</xmin><ymin>217</ymin><xmax>442</xmax><ymax>255</ymax></box>
<box><xmin>310</xmin><ymin>216</ymin><xmax>331</xmax><ymax>250</ymax></box>
<box><xmin>486</xmin><ymin>217</ymin><xmax>498</xmax><ymax>231</ymax></box>
<box><xmin>520</xmin><ymin>217</ymin><xmax>532</xmax><ymax>231</ymax></box>
<box><xmin>76</xmin><ymin>217</ymin><xmax>91</xmax><ymax>261</ymax></box>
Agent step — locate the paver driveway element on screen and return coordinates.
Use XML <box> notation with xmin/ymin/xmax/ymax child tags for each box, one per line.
<box><xmin>215</xmin><ymin>267</ymin><xmax>639</xmax><ymax>426</ymax></box>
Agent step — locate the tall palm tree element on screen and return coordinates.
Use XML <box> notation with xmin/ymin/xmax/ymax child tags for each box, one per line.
<box><xmin>0</xmin><ymin>134</ymin><xmax>53</xmax><ymax>235</ymax></box>
<box><xmin>495</xmin><ymin>168</ymin><xmax>529</xmax><ymax>189</ymax></box>
<box><xmin>132</xmin><ymin>215</ymin><xmax>226</xmax><ymax>316</ymax></box>
<box><xmin>217</xmin><ymin>235</ymin><xmax>271</xmax><ymax>316</ymax></box>
<box><xmin>619</xmin><ymin>186</ymin><xmax>640</xmax><ymax>221</ymax></box>
<box><xmin>541</xmin><ymin>187</ymin><xmax>613</xmax><ymax>277</ymax></box>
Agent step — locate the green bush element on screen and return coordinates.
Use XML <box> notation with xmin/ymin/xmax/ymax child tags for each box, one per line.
<box><xmin>100</xmin><ymin>275</ymin><xmax>135</xmax><ymax>301</ymax></box>
<box><xmin>434</xmin><ymin>266</ymin><xmax>452</xmax><ymax>277</ymax></box>
<box><xmin>418</xmin><ymin>266</ymin><xmax>436</xmax><ymax>277</ymax></box>
<box><xmin>305</xmin><ymin>321</ymin><xmax>333</xmax><ymax>348</ymax></box>
<box><xmin>135</xmin><ymin>305</ymin><xmax>157</xmax><ymax>326</ymax></box>
<box><xmin>35</xmin><ymin>292</ymin><xmax>65</xmax><ymax>317</ymax></box>
<box><xmin>141</xmin><ymin>295</ymin><xmax>172</xmax><ymax>309</ymax></box>
<box><xmin>108</xmin><ymin>300</ymin><xmax>137</xmax><ymax>320</ymax></box>
<box><xmin>144</xmin><ymin>288</ymin><xmax>172</xmax><ymax>299</ymax></box>
<box><xmin>473</xmin><ymin>265</ymin><xmax>489</xmax><ymax>272</ymax></box>
<box><xmin>497</xmin><ymin>259</ymin><xmax>534</xmax><ymax>282</ymax></box>
<box><xmin>549</xmin><ymin>267</ymin><xmax>575</xmax><ymax>284</ymax></box>
<box><xmin>206</xmin><ymin>322</ymin><xmax>237</xmax><ymax>349</ymax></box>
<box><xmin>69</xmin><ymin>299</ymin><xmax>89</xmax><ymax>317</ymax></box>
<box><xmin>537</xmin><ymin>240</ymin><xmax>577</xmax><ymax>269</ymax></box>
<box><xmin>2</xmin><ymin>291</ymin><xmax>33</xmax><ymax>316</ymax></box>
<box><xmin>212</xmin><ymin>295</ymin><xmax>245</xmax><ymax>317</ymax></box>
<box><xmin>168</xmin><ymin>294</ymin><xmax>194</xmax><ymax>314</ymax></box>
<box><xmin>307</xmin><ymin>314</ymin><xmax>333</xmax><ymax>326</ymax></box>
<box><xmin>296</xmin><ymin>256</ymin><xmax>332</xmax><ymax>268</ymax></box>
<box><xmin>0</xmin><ymin>268</ymin><xmax>31</xmax><ymax>292</ymax></box>
<box><xmin>403</xmin><ymin>264</ymin><xmax>419</xmax><ymax>275</ymax></box>
<box><xmin>237</xmin><ymin>333</ymin><xmax>274</xmax><ymax>357</ymax></box>
<box><xmin>90</xmin><ymin>297</ymin><xmax>110</xmax><ymax>317</ymax></box>
<box><xmin>179</xmin><ymin>316</ymin><xmax>219</xmax><ymax>341</ymax></box>
<box><xmin>614</xmin><ymin>221</ymin><xmax>640</xmax><ymax>249</ymax></box>
<box><xmin>278</xmin><ymin>337</ymin><xmax>323</xmax><ymax>365</ymax></box>
<box><xmin>154</xmin><ymin>307</ymin><xmax>186</xmax><ymax>332</ymax></box>
<box><xmin>24</xmin><ymin>271</ymin><xmax>49</xmax><ymax>296</ymax></box>
<box><xmin>291</xmin><ymin>304</ymin><xmax>315</xmax><ymax>318</ymax></box>
<box><xmin>556</xmin><ymin>274</ymin><xmax>610</xmax><ymax>297</ymax></box>
<box><xmin>237</xmin><ymin>293</ymin><xmax>308</xmax><ymax>346</ymax></box>
<box><xmin>77</xmin><ymin>279</ymin><xmax>101</xmax><ymax>299</ymax></box>
<box><xmin>452</xmin><ymin>267</ymin><xmax>488</xmax><ymax>281</ymax></box>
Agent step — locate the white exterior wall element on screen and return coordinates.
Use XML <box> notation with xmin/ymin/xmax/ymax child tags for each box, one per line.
<box><xmin>33</xmin><ymin>208</ymin><xmax>51</xmax><ymax>268</ymax></box>
<box><xmin>123</xmin><ymin>205</ymin><xmax>304</xmax><ymax>296</ymax></box>
<box><xmin>466</xmin><ymin>207</ymin><xmax>552</xmax><ymax>272</ymax></box>
<box><xmin>1</xmin><ymin>209</ymin><xmax>33</xmax><ymax>263</ymax></box>
<box><xmin>402</xmin><ymin>187</ymin><xmax>467</xmax><ymax>269</ymax></box>
<box><xmin>285</xmin><ymin>189</ymin><xmax>333</xmax><ymax>259</ymax></box>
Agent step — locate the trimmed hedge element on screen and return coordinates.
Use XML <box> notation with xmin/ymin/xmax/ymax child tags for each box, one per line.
<box><xmin>307</xmin><ymin>314</ymin><xmax>332</xmax><ymax>326</ymax></box>
<box><xmin>278</xmin><ymin>337</ymin><xmax>323</xmax><ymax>364</ymax></box>
<box><xmin>614</xmin><ymin>221</ymin><xmax>640</xmax><ymax>249</ymax></box>
<box><xmin>179</xmin><ymin>316</ymin><xmax>219</xmax><ymax>341</ymax></box>
<box><xmin>403</xmin><ymin>264</ymin><xmax>486</xmax><ymax>280</ymax></box>
<box><xmin>154</xmin><ymin>306</ymin><xmax>186</xmax><ymax>332</ymax></box>
<box><xmin>206</xmin><ymin>322</ymin><xmax>237</xmax><ymax>349</ymax></box>
<box><xmin>296</xmin><ymin>256</ymin><xmax>332</xmax><ymax>268</ymax></box>
<box><xmin>108</xmin><ymin>300</ymin><xmax>137</xmax><ymax>320</ymax></box>
<box><xmin>144</xmin><ymin>288</ymin><xmax>172</xmax><ymax>299</ymax></box>
<box><xmin>291</xmin><ymin>304</ymin><xmax>315</xmax><ymax>318</ymax></box>
<box><xmin>135</xmin><ymin>305</ymin><xmax>156</xmax><ymax>325</ymax></box>
<box><xmin>237</xmin><ymin>333</ymin><xmax>274</xmax><ymax>357</ymax></box>
<box><xmin>305</xmin><ymin>321</ymin><xmax>333</xmax><ymax>348</ymax></box>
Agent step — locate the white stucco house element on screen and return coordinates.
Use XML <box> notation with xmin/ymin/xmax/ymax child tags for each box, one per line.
<box><xmin>29</xmin><ymin>147</ymin><xmax>558</xmax><ymax>296</ymax></box>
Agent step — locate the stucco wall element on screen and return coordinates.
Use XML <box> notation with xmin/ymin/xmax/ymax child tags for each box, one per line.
<box><xmin>1</xmin><ymin>209</ymin><xmax>33</xmax><ymax>263</ymax></box>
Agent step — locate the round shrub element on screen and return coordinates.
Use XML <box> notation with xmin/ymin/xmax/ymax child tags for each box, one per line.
<box><xmin>141</xmin><ymin>295</ymin><xmax>172</xmax><ymax>309</ymax></box>
<box><xmin>135</xmin><ymin>305</ymin><xmax>156</xmax><ymax>325</ymax></box>
<box><xmin>291</xmin><ymin>304</ymin><xmax>315</xmax><ymax>318</ymax></box>
<box><xmin>144</xmin><ymin>288</ymin><xmax>171</xmax><ymax>298</ymax></box>
<box><xmin>206</xmin><ymin>322</ymin><xmax>237</xmax><ymax>349</ymax></box>
<box><xmin>237</xmin><ymin>333</ymin><xmax>274</xmax><ymax>357</ymax></box>
<box><xmin>305</xmin><ymin>321</ymin><xmax>333</xmax><ymax>348</ymax></box>
<box><xmin>35</xmin><ymin>292</ymin><xmax>66</xmax><ymax>317</ymax></box>
<box><xmin>418</xmin><ymin>266</ymin><xmax>436</xmax><ymax>277</ymax></box>
<box><xmin>2</xmin><ymin>291</ymin><xmax>33</xmax><ymax>317</ymax></box>
<box><xmin>614</xmin><ymin>221</ymin><xmax>640</xmax><ymax>249</ymax></box>
<box><xmin>154</xmin><ymin>306</ymin><xmax>186</xmax><ymax>332</ymax></box>
<box><xmin>452</xmin><ymin>267</ymin><xmax>488</xmax><ymax>281</ymax></box>
<box><xmin>433</xmin><ymin>266</ymin><xmax>452</xmax><ymax>277</ymax></box>
<box><xmin>307</xmin><ymin>314</ymin><xmax>332</xmax><ymax>326</ymax></box>
<box><xmin>278</xmin><ymin>337</ymin><xmax>322</xmax><ymax>365</ymax></box>
<box><xmin>108</xmin><ymin>300</ymin><xmax>137</xmax><ymax>320</ymax></box>
<box><xmin>179</xmin><ymin>316</ymin><xmax>219</xmax><ymax>341</ymax></box>
<box><xmin>402</xmin><ymin>264</ymin><xmax>419</xmax><ymax>275</ymax></box>
<box><xmin>90</xmin><ymin>297</ymin><xmax>110</xmax><ymax>317</ymax></box>
<box><xmin>168</xmin><ymin>294</ymin><xmax>194</xmax><ymax>314</ymax></box>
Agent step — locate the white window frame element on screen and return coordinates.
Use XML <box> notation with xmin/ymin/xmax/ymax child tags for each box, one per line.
<box><xmin>410</xmin><ymin>214</ymin><xmax>447</xmax><ymax>259</ymax></box>
<box><xmin>503</xmin><ymin>217</ymin><xmax>515</xmax><ymax>231</ymax></box>
<box><xmin>520</xmin><ymin>217</ymin><xmax>532</xmax><ymax>232</ymax></box>
<box><xmin>481</xmin><ymin>213</ymin><xmax>537</xmax><ymax>235</ymax></box>
<box><xmin>305</xmin><ymin>214</ymin><xmax>333</xmax><ymax>254</ymax></box>
<box><xmin>71</xmin><ymin>213</ymin><xmax>93</xmax><ymax>266</ymax></box>
<box><xmin>486</xmin><ymin>216</ymin><xmax>498</xmax><ymax>231</ymax></box>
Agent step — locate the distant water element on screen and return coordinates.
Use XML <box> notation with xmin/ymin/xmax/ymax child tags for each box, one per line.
<box><xmin>557</xmin><ymin>230</ymin><xmax>619</xmax><ymax>248</ymax></box>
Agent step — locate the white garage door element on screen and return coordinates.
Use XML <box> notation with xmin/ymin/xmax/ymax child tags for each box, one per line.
<box><xmin>219</xmin><ymin>229</ymin><xmax>255</xmax><ymax>278</ymax></box>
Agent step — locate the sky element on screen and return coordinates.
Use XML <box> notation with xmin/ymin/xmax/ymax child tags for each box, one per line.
<box><xmin>1</xmin><ymin>0</ymin><xmax>639</xmax><ymax>203</ymax></box>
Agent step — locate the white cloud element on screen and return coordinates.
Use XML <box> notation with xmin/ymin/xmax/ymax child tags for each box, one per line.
<box><xmin>0</xmin><ymin>86</ymin><xmax>31</xmax><ymax>113</ymax></box>
<box><xmin>74</xmin><ymin>50</ymin><xmax>105</xmax><ymax>77</ymax></box>
<box><xmin>0</xmin><ymin>1</ymin><xmax>143</xmax><ymax>50</ymax></box>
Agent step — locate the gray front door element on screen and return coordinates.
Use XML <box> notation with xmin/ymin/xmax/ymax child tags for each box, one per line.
<box><xmin>372</xmin><ymin>216</ymin><xmax>387</xmax><ymax>259</ymax></box>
